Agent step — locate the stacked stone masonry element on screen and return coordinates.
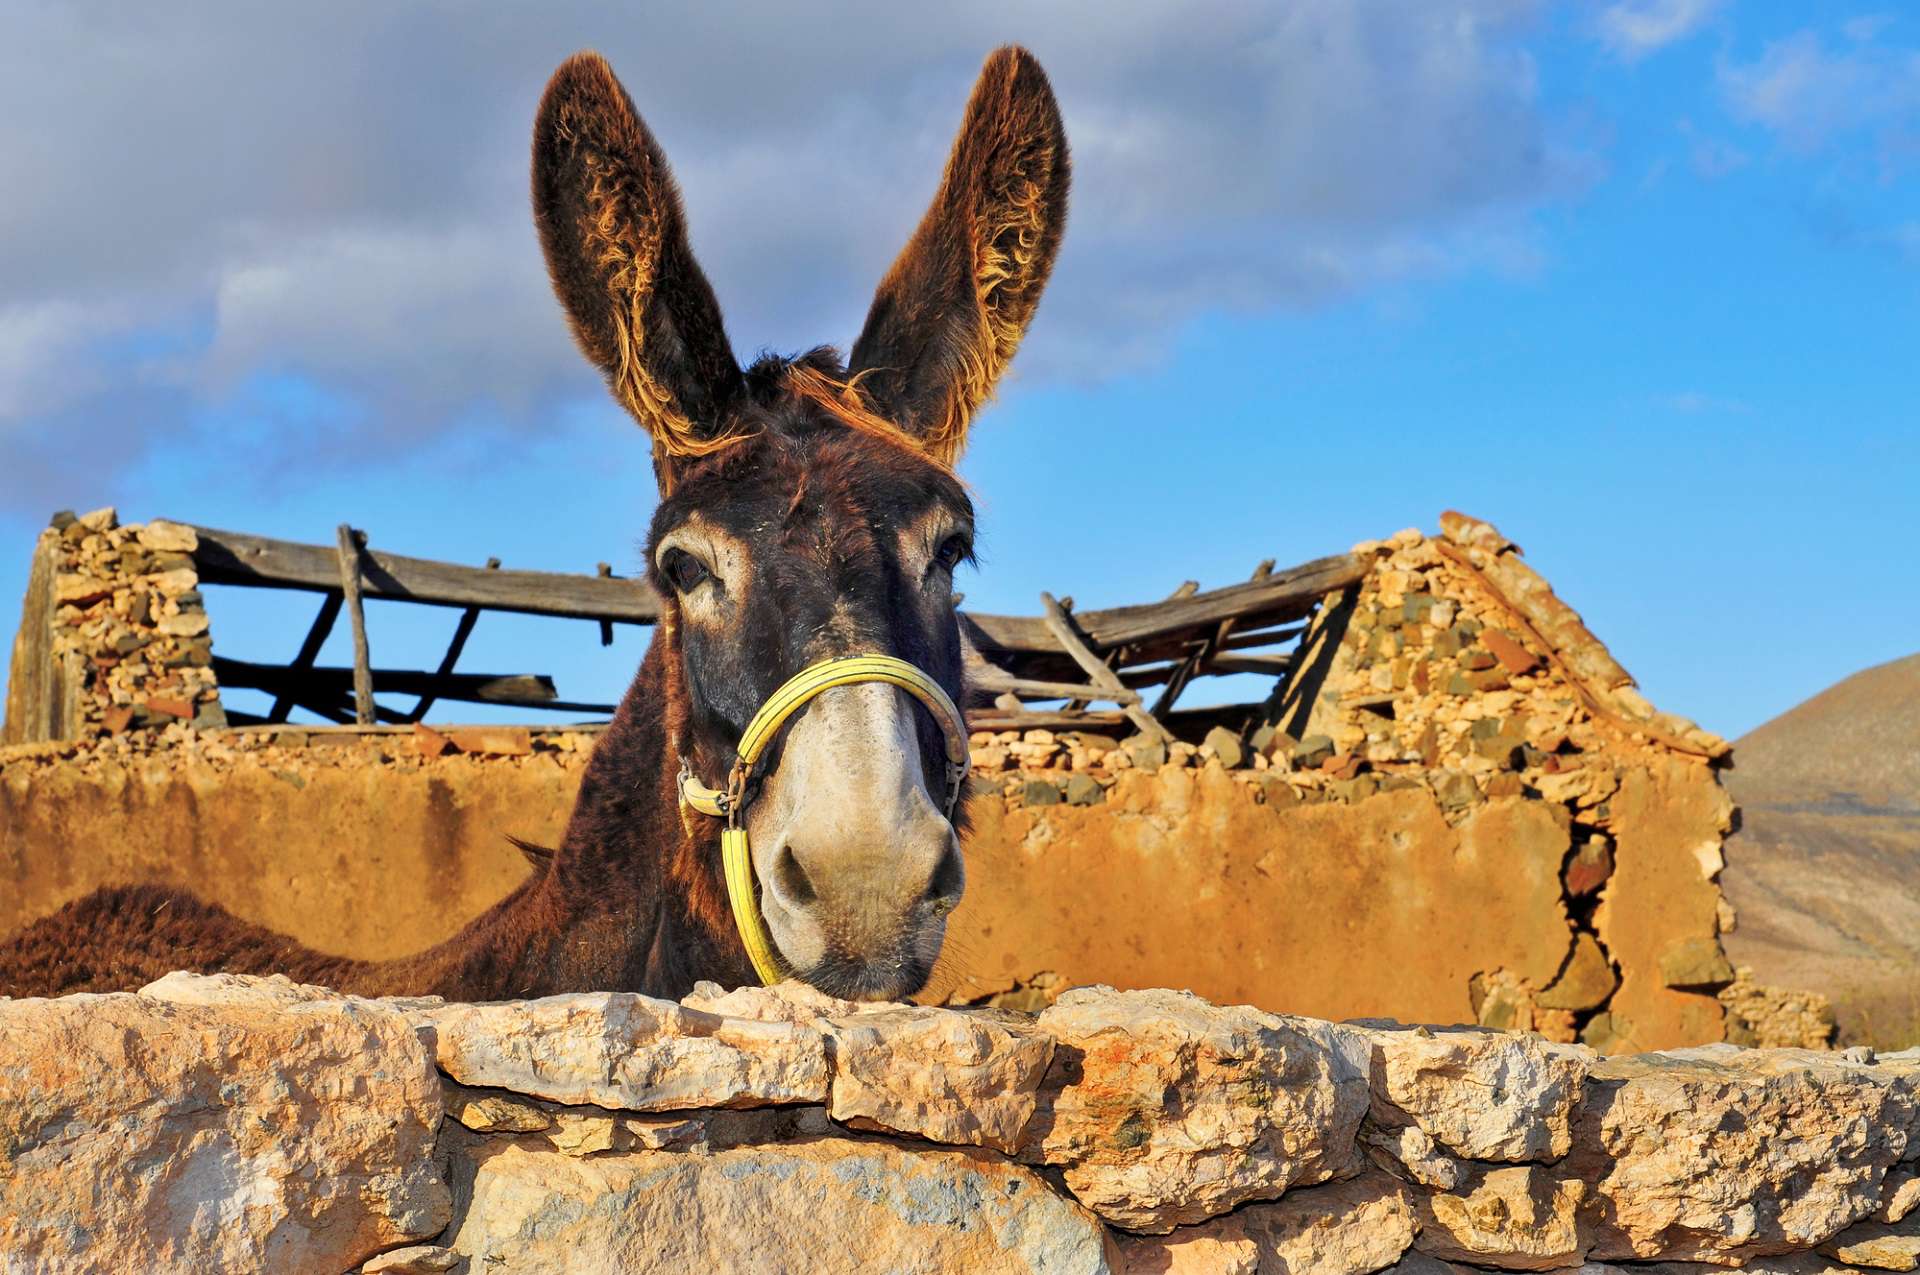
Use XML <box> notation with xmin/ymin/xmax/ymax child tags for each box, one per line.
<box><xmin>3</xmin><ymin>508</ymin><xmax>223</xmax><ymax>745</ymax></box>
<box><xmin>952</xmin><ymin>514</ymin><xmax>1825</xmax><ymax>1052</ymax></box>
<box><xmin>1</xmin><ymin>974</ymin><xmax>1912</xmax><ymax>1273</ymax></box>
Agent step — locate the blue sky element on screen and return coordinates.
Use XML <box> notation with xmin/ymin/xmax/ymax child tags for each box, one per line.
<box><xmin>2</xmin><ymin>2</ymin><xmax>1915</xmax><ymax>741</ymax></box>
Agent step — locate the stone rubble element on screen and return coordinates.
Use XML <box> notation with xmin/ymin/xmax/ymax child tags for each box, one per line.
<box><xmin>27</xmin><ymin>510</ymin><xmax>226</xmax><ymax>738</ymax></box>
<box><xmin>6</xmin><ymin>972</ymin><xmax>1911</xmax><ymax>1272</ymax></box>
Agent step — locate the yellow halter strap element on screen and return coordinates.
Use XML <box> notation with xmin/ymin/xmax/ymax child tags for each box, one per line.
<box><xmin>676</xmin><ymin>654</ymin><xmax>971</xmax><ymax>986</ymax></box>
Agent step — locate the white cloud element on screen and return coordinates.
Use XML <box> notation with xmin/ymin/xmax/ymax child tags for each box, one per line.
<box><xmin>1597</xmin><ymin>0</ymin><xmax>1724</xmax><ymax>62</ymax></box>
<box><xmin>204</xmin><ymin>224</ymin><xmax>574</xmax><ymax>428</ymax></box>
<box><xmin>1719</xmin><ymin>28</ymin><xmax>1920</xmax><ymax>153</ymax></box>
<box><xmin>0</xmin><ymin>1</ymin><xmax>1581</xmax><ymax>514</ymax></box>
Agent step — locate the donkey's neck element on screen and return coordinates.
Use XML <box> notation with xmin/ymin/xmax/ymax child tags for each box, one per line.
<box><xmin>332</xmin><ymin>638</ymin><xmax>753</xmax><ymax>1001</ymax></box>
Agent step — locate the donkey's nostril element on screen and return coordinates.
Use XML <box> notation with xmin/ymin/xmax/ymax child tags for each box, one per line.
<box><xmin>773</xmin><ymin>845</ymin><xmax>817</xmax><ymax>908</ymax></box>
<box><xmin>925</xmin><ymin>839</ymin><xmax>965</xmax><ymax>909</ymax></box>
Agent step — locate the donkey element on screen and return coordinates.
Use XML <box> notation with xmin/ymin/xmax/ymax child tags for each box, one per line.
<box><xmin>0</xmin><ymin>46</ymin><xmax>1069</xmax><ymax>1004</ymax></box>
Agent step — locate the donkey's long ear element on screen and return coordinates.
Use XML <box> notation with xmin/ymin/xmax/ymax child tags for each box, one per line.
<box><xmin>849</xmin><ymin>47</ymin><xmax>1069</xmax><ymax>465</ymax></box>
<box><xmin>533</xmin><ymin>52</ymin><xmax>743</xmax><ymax>484</ymax></box>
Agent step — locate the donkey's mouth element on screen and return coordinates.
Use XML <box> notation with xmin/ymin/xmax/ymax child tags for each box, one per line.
<box><xmin>798</xmin><ymin>949</ymin><xmax>940</xmax><ymax>1003</ymax></box>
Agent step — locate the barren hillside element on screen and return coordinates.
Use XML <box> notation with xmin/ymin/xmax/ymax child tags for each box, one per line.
<box><xmin>1721</xmin><ymin>652</ymin><xmax>1920</xmax><ymax>1043</ymax></box>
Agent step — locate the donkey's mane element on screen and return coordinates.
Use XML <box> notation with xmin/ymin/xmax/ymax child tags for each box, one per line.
<box><xmin>674</xmin><ymin>348</ymin><xmax>962</xmax><ymax>489</ymax></box>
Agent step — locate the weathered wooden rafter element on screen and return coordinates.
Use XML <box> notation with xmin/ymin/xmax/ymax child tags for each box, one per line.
<box><xmin>180</xmin><ymin>523</ymin><xmax>1360</xmax><ymax>736</ymax></box>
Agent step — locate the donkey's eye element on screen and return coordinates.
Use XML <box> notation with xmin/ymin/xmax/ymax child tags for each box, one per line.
<box><xmin>932</xmin><ymin>534</ymin><xmax>972</xmax><ymax>574</ymax></box>
<box><xmin>660</xmin><ymin>548</ymin><xmax>712</xmax><ymax>593</ymax></box>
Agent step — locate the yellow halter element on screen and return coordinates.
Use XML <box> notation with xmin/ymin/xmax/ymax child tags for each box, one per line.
<box><xmin>676</xmin><ymin>654</ymin><xmax>972</xmax><ymax>986</ymax></box>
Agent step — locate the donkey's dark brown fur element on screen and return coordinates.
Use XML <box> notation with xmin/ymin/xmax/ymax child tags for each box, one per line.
<box><xmin>0</xmin><ymin>46</ymin><xmax>1069</xmax><ymax>1003</ymax></box>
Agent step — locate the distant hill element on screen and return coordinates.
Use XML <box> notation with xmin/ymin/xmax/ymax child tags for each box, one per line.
<box><xmin>1720</xmin><ymin>652</ymin><xmax>1920</xmax><ymax>1044</ymax></box>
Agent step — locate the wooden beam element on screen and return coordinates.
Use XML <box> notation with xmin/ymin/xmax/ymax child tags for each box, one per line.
<box><xmin>965</xmin><ymin>667</ymin><xmax>1142</xmax><ymax>706</ymax></box>
<box><xmin>966</xmin><ymin>701</ymin><xmax>1259</xmax><ymax>738</ymax></box>
<box><xmin>410</xmin><ymin>557</ymin><xmax>498</xmax><ymax>722</ymax></box>
<box><xmin>963</xmin><ymin>552</ymin><xmax>1365</xmax><ymax>663</ymax></box>
<box><xmin>268</xmin><ymin>592</ymin><xmax>343</xmax><ymax>724</ymax></box>
<box><xmin>189</xmin><ymin>524</ymin><xmax>660</xmax><ymax>624</ymax></box>
<box><xmin>1219</xmin><ymin>624</ymin><xmax>1306</xmax><ymax>653</ymax></box>
<box><xmin>215</xmin><ymin>657</ymin><xmax>559</xmax><ymax>706</ymax></box>
<box><xmin>1199</xmin><ymin>653</ymin><xmax>1295</xmax><ymax>677</ymax></box>
<box><xmin>967</xmin><ymin>708</ymin><xmax>1129</xmax><ymax>733</ymax></box>
<box><xmin>1039</xmin><ymin>592</ymin><xmax>1171</xmax><ymax>744</ymax></box>
<box><xmin>186</xmin><ymin>522</ymin><xmax>1352</xmax><ymax>671</ymax></box>
<box><xmin>595</xmin><ymin>563</ymin><xmax>616</xmax><ymax>646</ymax></box>
<box><xmin>335</xmin><ymin>525</ymin><xmax>374</xmax><ymax>726</ymax></box>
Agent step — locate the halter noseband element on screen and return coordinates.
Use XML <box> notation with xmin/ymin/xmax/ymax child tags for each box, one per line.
<box><xmin>676</xmin><ymin>654</ymin><xmax>972</xmax><ymax>986</ymax></box>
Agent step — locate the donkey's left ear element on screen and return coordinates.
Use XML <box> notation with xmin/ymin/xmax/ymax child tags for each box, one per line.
<box><xmin>533</xmin><ymin>52</ymin><xmax>744</xmax><ymax>487</ymax></box>
<box><xmin>849</xmin><ymin>47</ymin><xmax>1069</xmax><ymax>465</ymax></box>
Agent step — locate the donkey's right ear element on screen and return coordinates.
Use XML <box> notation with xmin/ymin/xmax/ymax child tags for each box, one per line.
<box><xmin>533</xmin><ymin>52</ymin><xmax>743</xmax><ymax>482</ymax></box>
<box><xmin>849</xmin><ymin>47</ymin><xmax>1069</xmax><ymax>466</ymax></box>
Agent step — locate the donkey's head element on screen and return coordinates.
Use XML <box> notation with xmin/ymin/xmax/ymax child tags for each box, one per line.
<box><xmin>533</xmin><ymin>48</ymin><xmax>1068</xmax><ymax>998</ymax></box>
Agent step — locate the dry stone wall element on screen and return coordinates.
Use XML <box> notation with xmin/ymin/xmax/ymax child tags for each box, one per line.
<box><xmin>1</xmin><ymin>973</ymin><xmax>1913</xmax><ymax>1274</ymax></box>
<box><xmin>2</xmin><ymin>508</ymin><xmax>222</xmax><ymax>745</ymax></box>
<box><xmin>947</xmin><ymin>515</ymin><xmax>1822</xmax><ymax>1052</ymax></box>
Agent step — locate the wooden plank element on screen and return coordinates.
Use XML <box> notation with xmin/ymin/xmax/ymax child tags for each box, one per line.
<box><xmin>410</xmin><ymin>556</ymin><xmax>498</xmax><ymax>722</ymax></box>
<box><xmin>335</xmin><ymin>525</ymin><xmax>375</xmax><ymax>726</ymax></box>
<box><xmin>595</xmin><ymin>563</ymin><xmax>616</xmax><ymax>645</ymax></box>
<box><xmin>215</xmin><ymin>656</ymin><xmax>558</xmax><ymax>705</ymax></box>
<box><xmin>963</xmin><ymin>553</ymin><xmax>1365</xmax><ymax>662</ymax></box>
<box><xmin>222</xmin><ymin>721</ymin><xmax>615</xmax><ymax>738</ymax></box>
<box><xmin>1199</xmin><ymin>653</ymin><xmax>1294</xmax><ymax>677</ymax></box>
<box><xmin>1039</xmin><ymin>592</ymin><xmax>1171</xmax><ymax>744</ymax></box>
<box><xmin>2</xmin><ymin>533</ymin><xmax>61</xmax><ymax>745</ymax></box>
<box><xmin>966</xmin><ymin>702</ymin><xmax>1258</xmax><ymax>738</ymax></box>
<box><xmin>1219</xmin><ymin>624</ymin><xmax>1306</xmax><ymax>652</ymax></box>
<box><xmin>189</xmin><ymin>525</ymin><xmax>661</xmax><ymax>624</ymax></box>
<box><xmin>186</xmin><ymin>522</ymin><xmax>1349</xmax><ymax>667</ymax></box>
<box><xmin>1152</xmin><ymin>558</ymin><xmax>1274</xmax><ymax>720</ymax></box>
<box><xmin>268</xmin><ymin>592</ymin><xmax>343</xmax><ymax>724</ymax></box>
<box><xmin>965</xmin><ymin>668</ymin><xmax>1142</xmax><ymax>706</ymax></box>
<box><xmin>966</xmin><ymin>708</ymin><xmax>1128</xmax><ymax>733</ymax></box>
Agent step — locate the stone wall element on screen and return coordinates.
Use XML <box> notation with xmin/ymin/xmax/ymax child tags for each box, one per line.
<box><xmin>943</xmin><ymin>513</ymin><xmax>1790</xmax><ymax>1051</ymax></box>
<box><xmin>1</xmin><ymin>973</ymin><xmax>1912</xmax><ymax>1273</ymax></box>
<box><xmin>2</xmin><ymin>508</ymin><xmax>221</xmax><ymax>745</ymax></box>
<box><xmin>2</xmin><ymin>511</ymin><xmax>1823</xmax><ymax>1049</ymax></box>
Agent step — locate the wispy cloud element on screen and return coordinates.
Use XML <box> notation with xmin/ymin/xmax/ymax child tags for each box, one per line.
<box><xmin>0</xmin><ymin>2</ymin><xmax>1583</xmax><ymax>519</ymax></box>
<box><xmin>1718</xmin><ymin>27</ymin><xmax>1920</xmax><ymax>154</ymax></box>
<box><xmin>1597</xmin><ymin>0</ymin><xmax>1724</xmax><ymax>62</ymax></box>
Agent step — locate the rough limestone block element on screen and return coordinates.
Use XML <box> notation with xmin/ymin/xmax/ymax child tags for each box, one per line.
<box><xmin>685</xmin><ymin>981</ymin><xmax>1054</xmax><ymax>1152</ymax></box>
<box><xmin>0</xmin><ymin>991</ymin><xmax>448</xmax><ymax>1274</ymax></box>
<box><xmin>1020</xmin><ymin>986</ymin><xmax>1371</xmax><ymax>1232</ymax></box>
<box><xmin>1114</xmin><ymin>1174</ymin><xmax>1418</xmax><ymax>1275</ymax></box>
<box><xmin>1413</xmin><ymin>1163</ymin><xmax>1589</xmax><ymax>1270</ymax></box>
<box><xmin>1354</xmin><ymin>1021</ymin><xmax>1590</xmax><ymax>1162</ymax></box>
<box><xmin>135</xmin><ymin>518</ymin><xmax>199</xmax><ymax>552</ymax></box>
<box><xmin>1820</xmin><ymin>1213</ymin><xmax>1920</xmax><ymax>1271</ymax></box>
<box><xmin>361</xmin><ymin>1246</ymin><xmax>461</xmax><ymax>1274</ymax></box>
<box><xmin>444</xmin><ymin>1137</ymin><xmax>1119</xmax><ymax>1273</ymax></box>
<box><xmin>419</xmin><ymin>992</ymin><xmax>829</xmax><ymax>1111</ymax></box>
<box><xmin>1572</xmin><ymin>1045</ymin><xmax>1920</xmax><ymax>1263</ymax></box>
